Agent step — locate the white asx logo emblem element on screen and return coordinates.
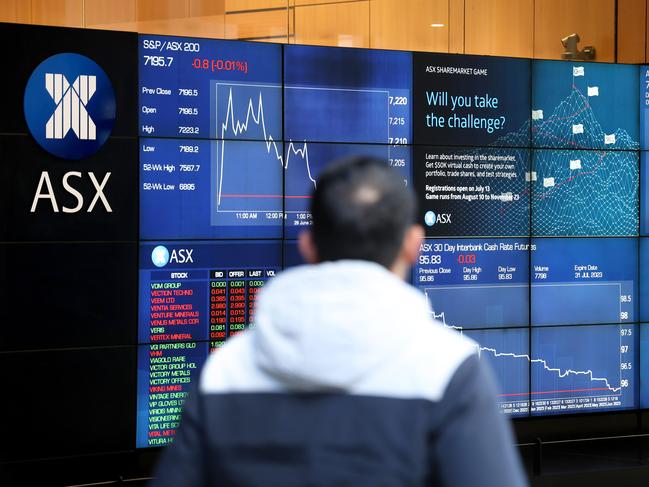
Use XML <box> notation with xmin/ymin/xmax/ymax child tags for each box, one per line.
<box><xmin>24</xmin><ymin>52</ymin><xmax>115</xmax><ymax>159</ymax></box>
<box><xmin>45</xmin><ymin>73</ymin><xmax>97</xmax><ymax>140</ymax></box>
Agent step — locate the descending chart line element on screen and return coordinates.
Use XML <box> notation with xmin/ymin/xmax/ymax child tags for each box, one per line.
<box><xmin>215</xmin><ymin>82</ymin><xmax>397</xmax><ymax>213</ymax></box>
<box><xmin>215</xmin><ymin>83</ymin><xmax>317</xmax><ymax>210</ymax></box>
<box><xmin>478</xmin><ymin>347</ymin><xmax>621</xmax><ymax>393</ymax></box>
<box><xmin>424</xmin><ymin>290</ymin><xmax>624</xmax><ymax>395</ymax></box>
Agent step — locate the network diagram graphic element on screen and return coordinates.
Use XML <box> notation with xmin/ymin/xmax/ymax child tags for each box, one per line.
<box><xmin>530</xmin><ymin>63</ymin><xmax>639</xmax><ymax>236</ymax></box>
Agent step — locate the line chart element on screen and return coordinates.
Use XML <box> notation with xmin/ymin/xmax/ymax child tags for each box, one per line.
<box><xmin>424</xmin><ymin>293</ymin><xmax>635</xmax><ymax>415</ymax></box>
<box><xmin>212</xmin><ymin>82</ymin><xmax>411</xmax><ymax>223</ymax></box>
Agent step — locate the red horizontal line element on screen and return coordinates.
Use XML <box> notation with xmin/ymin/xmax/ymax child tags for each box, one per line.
<box><xmin>220</xmin><ymin>194</ymin><xmax>312</xmax><ymax>199</ymax></box>
<box><xmin>499</xmin><ymin>387</ymin><xmax>616</xmax><ymax>398</ymax></box>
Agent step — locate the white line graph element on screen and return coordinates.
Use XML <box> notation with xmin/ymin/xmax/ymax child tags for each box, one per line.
<box><xmin>214</xmin><ymin>82</ymin><xmax>392</xmax><ymax>213</ymax></box>
<box><xmin>425</xmin><ymin>290</ymin><xmax>625</xmax><ymax>395</ymax></box>
<box><xmin>478</xmin><ymin>347</ymin><xmax>621</xmax><ymax>393</ymax></box>
<box><xmin>215</xmin><ymin>83</ymin><xmax>315</xmax><ymax>212</ymax></box>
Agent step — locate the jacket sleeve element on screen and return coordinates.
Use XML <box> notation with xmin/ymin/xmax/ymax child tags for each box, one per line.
<box><xmin>150</xmin><ymin>386</ymin><xmax>208</xmax><ymax>487</ymax></box>
<box><xmin>429</xmin><ymin>353</ymin><xmax>528</xmax><ymax>487</ymax></box>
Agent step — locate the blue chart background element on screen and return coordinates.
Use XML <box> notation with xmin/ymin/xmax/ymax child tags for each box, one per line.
<box><xmin>641</xmin><ymin>67</ymin><xmax>649</xmax><ymax>150</ymax></box>
<box><xmin>641</xmin><ymin>153</ymin><xmax>649</xmax><ymax>235</ymax></box>
<box><xmin>139</xmin><ymin>35</ymin><xmax>281</xmax><ymax>139</ymax></box>
<box><xmin>639</xmin><ymin>238</ymin><xmax>649</xmax><ymax>321</ymax></box>
<box><xmin>284</xmin><ymin>143</ymin><xmax>411</xmax><ymax>238</ymax></box>
<box><xmin>414</xmin><ymin>238</ymin><xmax>529</xmax><ymax>329</ymax></box>
<box><xmin>464</xmin><ymin>328</ymin><xmax>530</xmax><ymax>416</ymax></box>
<box><xmin>531</xmin><ymin>238</ymin><xmax>637</xmax><ymax>326</ymax></box>
<box><xmin>530</xmin><ymin>325</ymin><xmax>637</xmax><ymax>415</ymax></box>
<box><xmin>213</xmin><ymin>82</ymin><xmax>281</xmax><ymax>141</ymax></box>
<box><xmin>211</xmin><ymin>139</ymin><xmax>284</xmax><ymax>237</ymax></box>
<box><xmin>211</xmin><ymin>83</ymin><xmax>283</xmax><ymax>229</ymax></box>
<box><xmin>140</xmin><ymin>138</ymin><xmax>212</xmax><ymax>239</ymax></box>
<box><xmin>138</xmin><ymin>240</ymin><xmax>282</xmax><ymax>343</ymax></box>
<box><xmin>640</xmin><ymin>324</ymin><xmax>649</xmax><ymax>408</ymax></box>
<box><xmin>532</xmin><ymin>61</ymin><xmax>639</xmax><ymax>150</ymax></box>
<box><xmin>140</xmin><ymin>138</ymin><xmax>284</xmax><ymax>239</ymax></box>
<box><xmin>284</xmin><ymin>45</ymin><xmax>411</xmax><ymax>144</ymax></box>
<box><xmin>531</xmin><ymin>149</ymin><xmax>638</xmax><ymax>236</ymax></box>
<box><xmin>136</xmin><ymin>342</ymin><xmax>209</xmax><ymax>448</ymax></box>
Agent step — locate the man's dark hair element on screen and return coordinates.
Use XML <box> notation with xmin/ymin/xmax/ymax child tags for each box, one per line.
<box><xmin>310</xmin><ymin>156</ymin><xmax>417</xmax><ymax>268</ymax></box>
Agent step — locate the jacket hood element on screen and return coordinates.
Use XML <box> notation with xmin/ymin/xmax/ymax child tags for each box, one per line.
<box><xmin>252</xmin><ymin>260</ymin><xmax>433</xmax><ymax>391</ymax></box>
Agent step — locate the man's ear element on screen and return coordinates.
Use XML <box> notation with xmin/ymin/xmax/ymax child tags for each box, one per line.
<box><xmin>298</xmin><ymin>230</ymin><xmax>319</xmax><ymax>264</ymax></box>
<box><xmin>402</xmin><ymin>224</ymin><xmax>424</xmax><ymax>266</ymax></box>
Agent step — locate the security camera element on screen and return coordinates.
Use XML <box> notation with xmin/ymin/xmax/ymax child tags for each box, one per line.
<box><xmin>561</xmin><ymin>33</ymin><xmax>596</xmax><ymax>61</ymax></box>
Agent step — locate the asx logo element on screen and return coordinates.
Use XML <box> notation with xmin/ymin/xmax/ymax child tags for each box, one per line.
<box><xmin>24</xmin><ymin>53</ymin><xmax>115</xmax><ymax>159</ymax></box>
<box><xmin>424</xmin><ymin>210</ymin><xmax>451</xmax><ymax>227</ymax></box>
<box><xmin>152</xmin><ymin>246</ymin><xmax>194</xmax><ymax>268</ymax></box>
<box><xmin>45</xmin><ymin>73</ymin><xmax>97</xmax><ymax>140</ymax></box>
<box><xmin>23</xmin><ymin>53</ymin><xmax>117</xmax><ymax>214</ymax></box>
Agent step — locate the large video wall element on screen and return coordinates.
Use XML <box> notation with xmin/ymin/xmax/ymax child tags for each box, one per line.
<box><xmin>2</xmin><ymin>23</ymin><xmax>648</xmax><ymax>459</ymax></box>
<box><xmin>135</xmin><ymin>33</ymin><xmax>649</xmax><ymax>447</ymax></box>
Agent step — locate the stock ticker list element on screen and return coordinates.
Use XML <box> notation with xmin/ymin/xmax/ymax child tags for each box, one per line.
<box><xmin>136</xmin><ymin>241</ymin><xmax>281</xmax><ymax>447</ymax></box>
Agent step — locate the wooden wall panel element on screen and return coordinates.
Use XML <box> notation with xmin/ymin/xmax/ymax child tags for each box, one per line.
<box><xmin>84</xmin><ymin>0</ymin><xmax>136</xmax><ymax>27</ymax></box>
<box><xmin>534</xmin><ymin>0</ymin><xmax>616</xmax><ymax>62</ymax></box>
<box><xmin>617</xmin><ymin>0</ymin><xmax>646</xmax><ymax>63</ymax></box>
<box><xmin>31</xmin><ymin>0</ymin><xmax>83</xmax><ymax>27</ymax></box>
<box><xmin>294</xmin><ymin>1</ymin><xmax>369</xmax><ymax>47</ymax></box>
<box><xmin>99</xmin><ymin>16</ymin><xmax>224</xmax><ymax>37</ymax></box>
<box><xmin>225</xmin><ymin>9</ymin><xmax>291</xmax><ymax>40</ymax></box>
<box><xmin>448</xmin><ymin>0</ymin><xmax>465</xmax><ymax>54</ymax></box>
<box><xmin>190</xmin><ymin>0</ymin><xmax>225</xmax><ymax>17</ymax></box>
<box><xmin>465</xmin><ymin>0</ymin><xmax>533</xmax><ymax>58</ymax></box>
<box><xmin>225</xmin><ymin>0</ymin><xmax>289</xmax><ymax>12</ymax></box>
<box><xmin>294</xmin><ymin>0</ymin><xmax>357</xmax><ymax>5</ymax></box>
<box><xmin>370</xmin><ymin>0</ymin><xmax>448</xmax><ymax>53</ymax></box>
<box><xmin>136</xmin><ymin>0</ymin><xmax>189</xmax><ymax>21</ymax></box>
<box><xmin>0</xmin><ymin>0</ymin><xmax>32</xmax><ymax>23</ymax></box>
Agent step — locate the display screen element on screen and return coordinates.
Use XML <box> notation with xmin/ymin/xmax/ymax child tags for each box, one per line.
<box><xmin>410</xmin><ymin>58</ymin><xmax>641</xmax><ymax>417</ymax></box>
<box><xmin>282</xmin><ymin>45</ymin><xmax>412</xmax><ymax>235</ymax></box>
<box><xmin>641</xmin><ymin>153</ymin><xmax>649</xmax><ymax>235</ymax></box>
<box><xmin>138</xmin><ymin>241</ymin><xmax>281</xmax><ymax>346</ymax></box>
<box><xmin>413</xmin><ymin>147</ymin><xmax>530</xmax><ymax>237</ymax></box>
<box><xmin>136</xmin><ymin>341</ymin><xmax>208</xmax><ymax>448</ymax></box>
<box><xmin>414</xmin><ymin>238</ymin><xmax>529</xmax><ymax>329</ymax></box>
<box><xmin>532</xmin><ymin>61</ymin><xmax>639</xmax><ymax>150</ymax></box>
<box><xmin>640</xmin><ymin>324</ymin><xmax>649</xmax><ymax>408</ymax></box>
<box><xmin>413</xmin><ymin>53</ymin><xmax>531</xmax><ymax>147</ymax></box>
<box><xmin>464</xmin><ymin>328</ymin><xmax>530</xmax><ymax>415</ymax></box>
<box><xmin>639</xmin><ymin>237</ymin><xmax>649</xmax><ymax>321</ymax></box>
<box><xmin>139</xmin><ymin>35</ymin><xmax>283</xmax><ymax>238</ymax></box>
<box><xmin>531</xmin><ymin>238</ymin><xmax>637</xmax><ymax>326</ymax></box>
<box><xmin>133</xmin><ymin>34</ymin><xmax>649</xmax><ymax>449</ymax></box>
<box><xmin>531</xmin><ymin>150</ymin><xmax>638</xmax><ymax>236</ymax></box>
<box><xmin>530</xmin><ymin>324</ymin><xmax>637</xmax><ymax>415</ymax></box>
<box><xmin>136</xmin><ymin>240</ymin><xmax>281</xmax><ymax>448</ymax></box>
